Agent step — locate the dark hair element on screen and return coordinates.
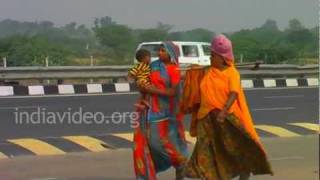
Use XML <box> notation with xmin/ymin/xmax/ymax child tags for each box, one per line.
<box><xmin>135</xmin><ymin>49</ymin><xmax>151</xmax><ymax>62</ymax></box>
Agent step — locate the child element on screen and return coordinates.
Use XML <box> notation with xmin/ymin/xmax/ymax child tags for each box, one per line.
<box><xmin>129</xmin><ymin>49</ymin><xmax>156</xmax><ymax>179</ymax></box>
<box><xmin>128</xmin><ymin>49</ymin><xmax>152</xmax><ymax>110</ymax></box>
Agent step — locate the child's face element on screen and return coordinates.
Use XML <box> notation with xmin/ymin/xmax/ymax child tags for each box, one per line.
<box><xmin>141</xmin><ymin>55</ymin><xmax>151</xmax><ymax>64</ymax></box>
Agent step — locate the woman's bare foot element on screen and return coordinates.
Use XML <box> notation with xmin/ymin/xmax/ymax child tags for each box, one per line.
<box><xmin>239</xmin><ymin>173</ymin><xmax>250</xmax><ymax>180</ymax></box>
<box><xmin>175</xmin><ymin>167</ymin><xmax>185</xmax><ymax>180</ymax></box>
<box><xmin>175</xmin><ymin>162</ymin><xmax>187</xmax><ymax>180</ymax></box>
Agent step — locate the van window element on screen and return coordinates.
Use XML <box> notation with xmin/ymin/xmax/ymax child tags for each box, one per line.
<box><xmin>139</xmin><ymin>44</ymin><xmax>160</xmax><ymax>57</ymax></box>
<box><xmin>182</xmin><ymin>45</ymin><xmax>199</xmax><ymax>57</ymax></box>
<box><xmin>202</xmin><ymin>45</ymin><xmax>211</xmax><ymax>56</ymax></box>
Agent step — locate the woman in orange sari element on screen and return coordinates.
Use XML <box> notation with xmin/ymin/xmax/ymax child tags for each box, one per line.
<box><xmin>184</xmin><ymin>35</ymin><xmax>273</xmax><ymax>180</ymax></box>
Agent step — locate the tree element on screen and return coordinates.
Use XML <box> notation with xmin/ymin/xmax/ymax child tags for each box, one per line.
<box><xmin>230</xmin><ymin>32</ymin><xmax>260</xmax><ymax>62</ymax></box>
<box><xmin>39</xmin><ymin>21</ymin><xmax>54</xmax><ymax>29</ymax></box>
<box><xmin>261</xmin><ymin>19</ymin><xmax>279</xmax><ymax>31</ymax></box>
<box><xmin>0</xmin><ymin>35</ymin><xmax>72</xmax><ymax>66</ymax></box>
<box><xmin>288</xmin><ymin>19</ymin><xmax>304</xmax><ymax>31</ymax></box>
<box><xmin>94</xmin><ymin>17</ymin><xmax>135</xmax><ymax>60</ymax></box>
<box><xmin>284</xmin><ymin>19</ymin><xmax>314</xmax><ymax>58</ymax></box>
<box><xmin>63</xmin><ymin>22</ymin><xmax>77</xmax><ymax>34</ymax></box>
<box><xmin>94</xmin><ymin>16</ymin><xmax>115</xmax><ymax>28</ymax></box>
<box><xmin>77</xmin><ymin>25</ymin><xmax>90</xmax><ymax>36</ymax></box>
<box><xmin>0</xmin><ymin>18</ymin><xmax>317</xmax><ymax>65</ymax></box>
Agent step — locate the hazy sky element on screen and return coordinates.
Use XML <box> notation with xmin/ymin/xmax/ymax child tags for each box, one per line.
<box><xmin>0</xmin><ymin>0</ymin><xmax>317</xmax><ymax>32</ymax></box>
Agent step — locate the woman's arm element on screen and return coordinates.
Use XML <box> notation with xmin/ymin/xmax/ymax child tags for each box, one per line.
<box><xmin>138</xmin><ymin>83</ymin><xmax>175</xmax><ymax>96</ymax></box>
<box><xmin>216</xmin><ymin>67</ymin><xmax>241</xmax><ymax>122</ymax></box>
<box><xmin>139</xmin><ymin>64</ymin><xmax>180</xmax><ymax>96</ymax></box>
<box><xmin>144</xmin><ymin>85</ymin><xmax>175</xmax><ymax>96</ymax></box>
<box><xmin>216</xmin><ymin>91</ymin><xmax>238</xmax><ymax>122</ymax></box>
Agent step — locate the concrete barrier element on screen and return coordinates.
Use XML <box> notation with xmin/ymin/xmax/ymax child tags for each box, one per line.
<box><xmin>87</xmin><ymin>84</ymin><xmax>103</xmax><ymax>93</ymax></box>
<box><xmin>0</xmin><ymin>86</ymin><xmax>14</xmax><ymax>96</ymax></box>
<box><xmin>263</xmin><ymin>79</ymin><xmax>277</xmax><ymax>88</ymax></box>
<box><xmin>0</xmin><ymin>78</ymin><xmax>318</xmax><ymax>97</ymax></box>
<box><xmin>241</xmin><ymin>80</ymin><xmax>254</xmax><ymax>88</ymax></box>
<box><xmin>28</xmin><ymin>85</ymin><xmax>45</xmax><ymax>95</ymax></box>
<box><xmin>58</xmin><ymin>85</ymin><xmax>75</xmax><ymax>94</ymax></box>
<box><xmin>286</xmin><ymin>79</ymin><xmax>299</xmax><ymax>87</ymax></box>
<box><xmin>307</xmin><ymin>78</ymin><xmax>319</xmax><ymax>86</ymax></box>
<box><xmin>115</xmin><ymin>83</ymin><xmax>130</xmax><ymax>92</ymax></box>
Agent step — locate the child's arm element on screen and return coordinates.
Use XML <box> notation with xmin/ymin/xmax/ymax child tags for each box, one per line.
<box><xmin>127</xmin><ymin>73</ymin><xmax>136</xmax><ymax>82</ymax></box>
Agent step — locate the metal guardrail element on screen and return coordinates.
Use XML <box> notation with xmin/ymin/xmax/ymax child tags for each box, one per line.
<box><xmin>237</xmin><ymin>64</ymin><xmax>319</xmax><ymax>78</ymax></box>
<box><xmin>0</xmin><ymin>66</ymin><xmax>132</xmax><ymax>80</ymax></box>
<box><xmin>0</xmin><ymin>64</ymin><xmax>318</xmax><ymax>81</ymax></box>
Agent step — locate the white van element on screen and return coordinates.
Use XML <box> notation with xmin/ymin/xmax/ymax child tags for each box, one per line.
<box><xmin>135</xmin><ymin>41</ymin><xmax>211</xmax><ymax>66</ymax></box>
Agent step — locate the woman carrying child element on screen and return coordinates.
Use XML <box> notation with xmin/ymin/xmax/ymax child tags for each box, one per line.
<box><xmin>130</xmin><ymin>42</ymin><xmax>188</xmax><ymax>180</ymax></box>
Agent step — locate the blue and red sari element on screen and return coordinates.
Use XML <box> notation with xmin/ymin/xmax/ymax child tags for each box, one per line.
<box><xmin>133</xmin><ymin>59</ymin><xmax>188</xmax><ymax>180</ymax></box>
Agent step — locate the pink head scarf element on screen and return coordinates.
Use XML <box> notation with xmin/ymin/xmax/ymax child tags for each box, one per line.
<box><xmin>211</xmin><ymin>34</ymin><xmax>235</xmax><ymax>65</ymax></box>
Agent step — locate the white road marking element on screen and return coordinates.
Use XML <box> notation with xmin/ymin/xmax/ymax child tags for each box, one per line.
<box><xmin>252</xmin><ymin>107</ymin><xmax>296</xmax><ymax>111</ymax></box>
<box><xmin>0</xmin><ymin>106</ymin><xmax>41</xmax><ymax>110</ymax></box>
<box><xmin>263</xmin><ymin>95</ymin><xmax>305</xmax><ymax>99</ymax></box>
<box><xmin>270</xmin><ymin>156</ymin><xmax>305</xmax><ymax>161</ymax></box>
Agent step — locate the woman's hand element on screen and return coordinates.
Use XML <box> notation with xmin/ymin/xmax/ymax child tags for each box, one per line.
<box><xmin>216</xmin><ymin>110</ymin><xmax>227</xmax><ymax>123</ymax></box>
<box><xmin>216</xmin><ymin>92</ymin><xmax>237</xmax><ymax>123</ymax></box>
<box><xmin>141</xmin><ymin>85</ymin><xmax>176</xmax><ymax>97</ymax></box>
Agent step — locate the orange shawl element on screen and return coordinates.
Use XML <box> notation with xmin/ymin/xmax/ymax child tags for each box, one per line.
<box><xmin>180</xmin><ymin>65</ymin><xmax>205</xmax><ymax>137</ymax></box>
<box><xmin>198</xmin><ymin>65</ymin><xmax>261</xmax><ymax>142</ymax></box>
<box><xmin>181</xmin><ymin>65</ymin><xmax>205</xmax><ymax>113</ymax></box>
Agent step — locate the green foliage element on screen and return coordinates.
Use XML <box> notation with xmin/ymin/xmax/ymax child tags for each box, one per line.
<box><xmin>0</xmin><ymin>35</ymin><xmax>71</xmax><ymax>66</ymax></box>
<box><xmin>230</xmin><ymin>19</ymin><xmax>318</xmax><ymax>64</ymax></box>
<box><xmin>93</xmin><ymin>17</ymin><xmax>135</xmax><ymax>61</ymax></box>
<box><xmin>0</xmin><ymin>19</ymin><xmax>97</xmax><ymax>66</ymax></box>
<box><xmin>0</xmin><ymin>18</ymin><xmax>317</xmax><ymax>66</ymax></box>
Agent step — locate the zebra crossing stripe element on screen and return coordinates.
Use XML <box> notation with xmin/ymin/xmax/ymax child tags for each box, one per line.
<box><xmin>255</xmin><ymin>125</ymin><xmax>300</xmax><ymax>137</ymax></box>
<box><xmin>112</xmin><ymin>133</ymin><xmax>133</xmax><ymax>142</ymax></box>
<box><xmin>288</xmin><ymin>123</ymin><xmax>319</xmax><ymax>132</ymax></box>
<box><xmin>0</xmin><ymin>122</ymin><xmax>316</xmax><ymax>159</ymax></box>
<box><xmin>0</xmin><ymin>152</ymin><xmax>7</xmax><ymax>159</ymax></box>
<box><xmin>63</xmin><ymin>136</ymin><xmax>107</xmax><ymax>152</ymax></box>
<box><xmin>8</xmin><ymin>139</ymin><xmax>65</xmax><ymax>155</ymax></box>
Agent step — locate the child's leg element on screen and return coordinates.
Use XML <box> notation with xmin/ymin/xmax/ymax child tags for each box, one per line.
<box><xmin>134</xmin><ymin>92</ymin><xmax>150</xmax><ymax>111</ymax></box>
<box><xmin>140</xmin><ymin>93</ymin><xmax>150</xmax><ymax>108</ymax></box>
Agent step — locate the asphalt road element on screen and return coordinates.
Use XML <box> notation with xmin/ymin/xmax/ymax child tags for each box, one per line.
<box><xmin>0</xmin><ymin>136</ymin><xmax>318</xmax><ymax>180</ymax></box>
<box><xmin>0</xmin><ymin>87</ymin><xmax>318</xmax><ymax>140</ymax></box>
